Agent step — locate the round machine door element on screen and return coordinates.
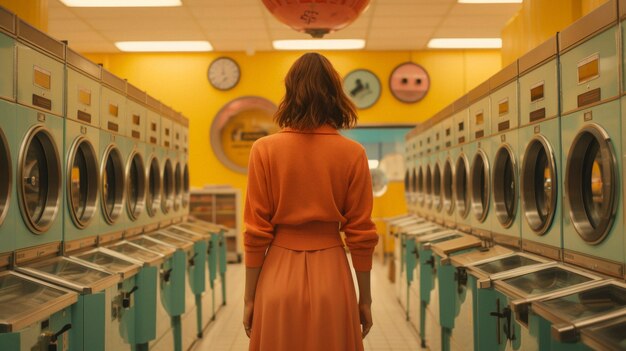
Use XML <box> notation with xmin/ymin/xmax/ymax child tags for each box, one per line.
<box><xmin>174</xmin><ymin>162</ymin><xmax>182</xmax><ymax>211</ymax></box>
<box><xmin>18</xmin><ymin>126</ymin><xmax>62</xmax><ymax>234</ymax></box>
<box><xmin>521</xmin><ymin>136</ymin><xmax>557</xmax><ymax>235</ymax></box>
<box><xmin>433</xmin><ymin>163</ymin><xmax>442</xmax><ymax>212</ymax></box>
<box><xmin>417</xmin><ymin>166</ymin><xmax>424</xmax><ymax>206</ymax></box>
<box><xmin>67</xmin><ymin>137</ymin><xmax>99</xmax><ymax>228</ymax></box>
<box><xmin>565</xmin><ymin>124</ymin><xmax>617</xmax><ymax>244</ymax></box>
<box><xmin>425</xmin><ymin>164</ymin><xmax>433</xmax><ymax>208</ymax></box>
<box><xmin>470</xmin><ymin>150</ymin><xmax>490</xmax><ymax>223</ymax></box>
<box><xmin>443</xmin><ymin>158</ymin><xmax>454</xmax><ymax>215</ymax></box>
<box><xmin>146</xmin><ymin>157</ymin><xmax>161</xmax><ymax>217</ymax></box>
<box><xmin>0</xmin><ymin>129</ymin><xmax>11</xmax><ymax>226</ymax></box>
<box><xmin>101</xmin><ymin>145</ymin><xmax>125</xmax><ymax>224</ymax></box>
<box><xmin>492</xmin><ymin>144</ymin><xmax>517</xmax><ymax>228</ymax></box>
<box><xmin>182</xmin><ymin>163</ymin><xmax>190</xmax><ymax>208</ymax></box>
<box><xmin>161</xmin><ymin>159</ymin><xmax>174</xmax><ymax>214</ymax></box>
<box><xmin>455</xmin><ymin>154</ymin><xmax>470</xmax><ymax>219</ymax></box>
<box><xmin>126</xmin><ymin>152</ymin><xmax>146</xmax><ymax>221</ymax></box>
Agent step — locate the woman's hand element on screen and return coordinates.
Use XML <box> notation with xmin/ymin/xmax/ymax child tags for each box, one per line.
<box><xmin>243</xmin><ymin>300</ymin><xmax>254</xmax><ymax>338</ymax></box>
<box><xmin>359</xmin><ymin>302</ymin><xmax>373</xmax><ymax>338</ymax></box>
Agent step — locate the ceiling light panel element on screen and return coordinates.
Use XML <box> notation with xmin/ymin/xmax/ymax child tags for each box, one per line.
<box><xmin>115</xmin><ymin>41</ymin><xmax>213</xmax><ymax>52</ymax></box>
<box><xmin>273</xmin><ymin>39</ymin><xmax>366</xmax><ymax>50</ymax></box>
<box><xmin>60</xmin><ymin>0</ymin><xmax>182</xmax><ymax>7</ymax></box>
<box><xmin>427</xmin><ymin>38</ymin><xmax>502</xmax><ymax>49</ymax></box>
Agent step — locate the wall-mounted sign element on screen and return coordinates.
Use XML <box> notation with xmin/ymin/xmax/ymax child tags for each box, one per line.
<box><xmin>343</xmin><ymin>69</ymin><xmax>381</xmax><ymax>109</ymax></box>
<box><xmin>210</xmin><ymin>96</ymin><xmax>279</xmax><ymax>173</ymax></box>
<box><xmin>389</xmin><ymin>62</ymin><xmax>430</xmax><ymax>103</ymax></box>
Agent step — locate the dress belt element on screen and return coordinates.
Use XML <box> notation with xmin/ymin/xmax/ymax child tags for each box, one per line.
<box><xmin>272</xmin><ymin>221</ymin><xmax>344</xmax><ymax>251</ymax></box>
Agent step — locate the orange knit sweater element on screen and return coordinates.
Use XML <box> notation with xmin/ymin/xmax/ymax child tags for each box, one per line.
<box><xmin>243</xmin><ymin>125</ymin><xmax>379</xmax><ymax>271</ymax></box>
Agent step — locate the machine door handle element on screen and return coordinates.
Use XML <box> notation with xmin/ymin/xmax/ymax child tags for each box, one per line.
<box><xmin>48</xmin><ymin>323</ymin><xmax>72</xmax><ymax>351</ymax></box>
<box><xmin>123</xmin><ymin>286</ymin><xmax>139</xmax><ymax>309</ymax></box>
<box><xmin>162</xmin><ymin>268</ymin><xmax>173</xmax><ymax>282</ymax></box>
<box><xmin>489</xmin><ymin>299</ymin><xmax>515</xmax><ymax>344</ymax></box>
<box><xmin>454</xmin><ymin>268</ymin><xmax>468</xmax><ymax>294</ymax></box>
<box><xmin>189</xmin><ymin>252</ymin><xmax>198</xmax><ymax>267</ymax></box>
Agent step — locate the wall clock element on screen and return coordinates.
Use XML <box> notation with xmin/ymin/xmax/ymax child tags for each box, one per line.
<box><xmin>389</xmin><ymin>62</ymin><xmax>430</xmax><ymax>103</ymax></box>
<box><xmin>343</xmin><ymin>69</ymin><xmax>381</xmax><ymax>109</ymax></box>
<box><xmin>208</xmin><ymin>56</ymin><xmax>241</xmax><ymax>91</ymax></box>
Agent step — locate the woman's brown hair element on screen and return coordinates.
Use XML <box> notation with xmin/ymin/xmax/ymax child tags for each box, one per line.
<box><xmin>274</xmin><ymin>52</ymin><xmax>358</xmax><ymax>130</ymax></box>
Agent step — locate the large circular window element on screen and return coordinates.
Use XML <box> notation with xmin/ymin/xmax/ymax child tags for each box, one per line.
<box><xmin>67</xmin><ymin>138</ymin><xmax>99</xmax><ymax>228</ymax></box>
<box><xmin>455</xmin><ymin>154</ymin><xmax>470</xmax><ymax>219</ymax></box>
<box><xmin>182</xmin><ymin>163</ymin><xmax>190</xmax><ymax>208</ymax></box>
<box><xmin>126</xmin><ymin>152</ymin><xmax>145</xmax><ymax>221</ymax></box>
<box><xmin>443</xmin><ymin>158</ymin><xmax>454</xmax><ymax>215</ymax></box>
<box><xmin>521</xmin><ymin>136</ymin><xmax>557</xmax><ymax>235</ymax></box>
<box><xmin>0</xmin><ymin>129</ymin><xmax>11</xmax><ymax>227</ymax></box>
<box><xmin>565</xmin><ymin>125</ymin><xmax>617</xmax><ymax>244</ymax></box>
<box><xmin>470</xmin><ymin>150</ymin><xmax>490</xmax><ymax>223</ymax></box>
<box><xmin>433</xmin><ymin>163</ymin><xmax>442</xmax><ymax>212</ymax></box>
<box><xmin>161</xmin><ymin>159</ymin><xmax>174</xmax><ymax>214</ymax></box>
<box><xmin>425</xmin><ymin>164</ymin><xmax>433</xmax><ymax>209</ymax></box>
<box><xmin>493</xmin><ymin>145</ymin><xmax>517</xmax><ymax>228</ymax></box>
<box><xmin>101</xmin><ymin>145</ymin><xmax>125</xmax><ymax>225</ymax></box>
<box><xmin>146</xmin><ymin>158</ymin><xmax>161</xmax><ymax>217</ymax></box>
<box><xmin>174</xmin><ymin>162</ymin><xmax>182</xmax><ymax>211</ymax></box>
<box><xmin>18</xmin><ymin>127</ymin><xmax>61</xmax><ymax>234</ymax></box>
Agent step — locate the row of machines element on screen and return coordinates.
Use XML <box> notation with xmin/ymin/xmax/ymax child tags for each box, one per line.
<box><xmin>0</xmin><ymin>7</ymin><xmax>229</xmax><ymax>351</ymax></box>
<box><xmin>391</xmin><ymin>1</ymin><xmax>626</xmax><ymax>350</ymax></box>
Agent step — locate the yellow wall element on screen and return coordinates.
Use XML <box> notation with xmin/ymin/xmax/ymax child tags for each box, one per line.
<box><xmin>0</xmin><ymin>0</ymin><xmax>48</xmax><ymax>32</ymax></box>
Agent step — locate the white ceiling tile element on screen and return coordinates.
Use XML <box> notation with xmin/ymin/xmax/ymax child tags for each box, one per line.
<box><xmin>433</xmin><ymin>26</ymin><xmax>501</xmax><ymax>38</ymax></box>
<box><xmin>48</xmin><ymin>19</ymin><xmax>93</xmax><ymax>32</ymax></box>
<box><xmin>189</xmin><ymin>5</ymin><xmax>263</xmax><ymax>19</ymax></box>
<box><xmin>449</xmin><ymin>3</ymin><xmax>522</xmax><ymax>16</ymax></box>
<box><xmin>66</xmin><ymin>41</ymin><xmax>118</xmax><ymax>53</ymax></box>
<box><xmin>371</xmin><ymin>16</ymin><xmax>442</xmax><ymax>28</ymax></box>
<box><xmin>373</xmin><ymin>4</ymin><xmax>452</xmax><ymax>17</ymax></box>
<box><xmin>102</xmin><ymin>29</ymin><xmax>206</xmax><ymax>41</ymax></box>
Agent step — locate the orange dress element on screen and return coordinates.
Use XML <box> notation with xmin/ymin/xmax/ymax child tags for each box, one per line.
<box><xmin>244</xmin><ymin>125</ymin><xmax>379</xmax><ymax>351</ymax></box>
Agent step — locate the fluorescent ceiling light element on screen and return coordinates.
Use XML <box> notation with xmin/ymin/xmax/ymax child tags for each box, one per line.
<box><xmin>427</xmin><ymin>38</ymin><xmax>502</xmax><ymax>49</ymax></box>
<box><xmin>273</xmin><ymin>39</ymin><xmax>366</xmax><ymax>50</ymax></box>
<box><xmin>60</xmin><ymin>0</ymin><xmax>181</xmax><ymax>6</ymax></box>
<box><xmin>115</xmin><ymin>41</ymin><xmax>213</xmax><ymax>52</ymax></box>
<box><xmin>368</xmin><ymin>160</ymin><xmax>380</xmax><ymax>169</ymax></box>
<box><xmin>458</xmin><ymin>0</ymin><xmax>522</xmax><ymax>3</ymax></box>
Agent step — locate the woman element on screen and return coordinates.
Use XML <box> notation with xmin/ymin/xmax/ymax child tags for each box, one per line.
<box><xmin>243</xmin><ymin>52</ymin><xmax>379</xmax><ymax>351</ymax></box>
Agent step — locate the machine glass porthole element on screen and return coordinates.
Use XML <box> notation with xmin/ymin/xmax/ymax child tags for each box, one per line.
<box><xmin>521</xmin><ymin>136</ymin><xmax>557</xmax><ymax>235</ymax></box>
<box><xmin>101</xmin><ymin>146</ymin><xmax>125</xmax><ymax>225</ymax></box>
<box><xmin>443</xmin><ymin>159</ymin><xmax>454</xmax><ymax>215</ymax></box>
<box><xmin>126</xmin><ymin>152</ymin><xmax>146</xmax><ymax>221</ymax></box>
<box><xmin>146</xmin><ymin>158</ymin><xmax>161</xmax><ymax>217</ymax></box>
<box><xmin>493</xmin><ymin>145</ymin><xmax>517</xmax><ymax>228</ymax></box>
<box><xmin>67</xmin><ymin>138</ymin><xmax>99</xmax><ymax>228</ymax></box>
<box><xmin>417</xmin><ymin>166</ymin><xmax>424</xmax><ymax>206</ymax></box>
<box><xmin>455</xmin><ymin>154</ymin><xmax>470</xmax><ymax>218</ymax></box>
<box><xmin>425</xmin><ymin>165</ymin><xmax>432</xmax><ymax>208</ymax></box>
<box><xmin>174</xmin><ymin>162</ymin><xmax>182</xmax><ymax>211</ymax></box>
<box><xmin>470</xmin><ymin>150</ymin><xmax>490</xmax><ymax>222</ymax></box>
<box><xmin>182</xmin><ymin>163</ymin><xmax>190</xmax><ymax>208</ymax></box>
<box><xmin>18</xmin><ymin>127</ymin><xmax>61</xmax><ymax>234</ymax></box>
<box><xmin>0</xmin><ymin>129</ymin><xmax>11</xmax><ymax>226</ymax></box>
<box><xmin>565</xmin><ymin>125</ymin><xmax>617</xmax><ymax>244</ymax></box>
<box><xmin>161</xmin><ymin>159</ymin><xmax>174</xmax><ymax>214</ymax></box>
<box><xmin>433</xmin><ymin>163</ymin><xmax>442</xmax><ymax>212</ymax></box>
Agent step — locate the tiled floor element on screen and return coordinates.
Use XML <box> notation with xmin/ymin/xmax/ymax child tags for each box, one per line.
<box><xmin>192</xmin><ymin>257</ymin><xmax>422</xmax><ymax>351</ymax></box>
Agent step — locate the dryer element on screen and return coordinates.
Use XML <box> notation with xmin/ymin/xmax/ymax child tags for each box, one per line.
<box><xmin>430</xmin><ymin>120</ymin><xmax>444</xmax><ymax>225</ymax></box>
<box><xmin>403</xmin><ymin>131</ymin><xmax>415</xmax><ymax>213</ymax></box>
<box><xmin>161</xmin><ymin>105</ymin><xmax>178</xmax><ymax>224</ymax></box>
<box><xmin>63</xmin><ymin>47</ymin><xmax>101</xmax><ymax>248</ymax></box>
<box><xmin>177</xmin><ymin>113</ymin><xmax>191</xmax><ymax>222</ymax></box>
<box><xmin>14</xmin><ymin>19</ymin><xmax>65</xmax><ymax>251</ymax></box>
<box><xmin>560</xmin><ymin>0</ymin><xmax>623</xmax><ymax>278</ymax></box>
<box><xmin>415</xmin><ymin>129</ymin><xmax>427</xmax><ymax>217</ymax></box>
<box><xmin>488</xmin><ymin>62</ymin><xmax>521</xmax><ymax>250</ymax></box>
<box><xmin>439</xmin><ymin>105</ymin><xmax>456</xmax><ymax>229</ymax></box>
<box><xmin>145</xmin><ymin>95</ymin><xmax>168</xmax><ymax>231</ymax></box>
<box><xmin>423</xmin><ymin>125</ymin><xmax>434</xmax><ymax>220</ymax></box>
<box><xmin>452</xmin><ymin>96</ymin><xmax>471</xmax><ymax>233</ymax></box>
<box><xmin>518</xmin><ymin>36</ymin><xmax>562</xmax><ymax>261</ymax></box>
<box><xmin>467</xmin><ymin>81</ymin><xmax>492</xmax><ymax>241</ymax></box>
<box><xmin>0</xmin><ymin>7</ymin><xmax>16</xmax><ymax>262</ymax></box>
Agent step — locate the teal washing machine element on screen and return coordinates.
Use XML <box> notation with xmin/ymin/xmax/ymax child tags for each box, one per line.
<box><xmin>70</xmin><ymin>248</ymin><xmax>142</xmax><ymax>351</ymax></box>
<box><xmin>560</xmin><ymin>0</ymin><xmax>624</xmax><ymax>279</ymax></box>
<box><xmin>404</xmin><ymin>132</ymin><xmax>416</xmax><ymax>212</ymax></box>
<box><xmin>0</xmin><ymin>7</ymin><xmax>15</xmax><ymax>262</ymax></box>
<box><xmin>487</xmin><ymin>264</ymin><xmax>602</xmax><ymax>351</ymax></box>
<box><xmin>63</xmin><ymin>48</ymin><xmax>102</xmax><ymax>248</ymax></box>
<box><xmin>467</xmin><ymin>80</ymin><xmax>492</xmax><ymax>242</ymax></box>
<box><xmin>105</xmin><ymin>240</ymin><xmax>166</xmax><ymax>350</ymax></box>
<box><xmin>452</xmin><ymin>95</ymin><xmax>472</xmax><ymax>234</ymax></box>
<box><xmin>159</xmin><ymin>106</ymin><xmax>179</xmax><ymax>224</ymax></box>
<box><xmin>531</xmin><ymin>279</ymin><xmax>626</xmax><ymax>351</ymax></box>
<box><xmin>179</xmin><ymin>115</ymin><xmax>191</xmax><ymax>215</ymax></box>
<box><xmin>411</xmin><ymin>130</ymin><xmax>422</xmax><ymax>216</ymax></box>
<box><xmin>439</xmin><ymin>106</ymin><xmax>457</xmax><ymax>229</ymax></box>
<box><xmin>488</xmin><ymin>62</ymin><xmax>522</xmax><ymax>251</ymax></box>
<box><xmin>430</xmin><ymin>121</ymin><xmax>444</xmax><ymax>225</ymax></box>
<box><xmin>0</xmin><ymin>270</ymin><xmax>78</xmax><ymax>351</ymax></box>
<box><xmin>143</xmin><ymin>105</ymin><xmax>162</xmax><ymax>234</ymax></box>
<box><xmin>15</xmin><ymin>256</ymin><xmax>121</xmax><ymax>351</ymax></box>
<box><xmin>14</xmin><ymin>19</ymin><xmax>65</xmax><ymax>251</ymax></box>
<box><xmin>144</xmin><ymin>231</ymin><xmax>196</xmax><ymax>351</ymax></box>
<box><xmin>518</xmin><ymin>36</ymin><xmax>563</xmax><ymax>262</ymax></box>
<box><xmin>99</xmin><ymin>69</ymin><xmax>129</xmax><ymax>242</ymax></box>
<box><xmin>423</xmin><ymin>127</ymin><xmax>435</xmax><ymax>220</ymax></box>
<box><xmin>125</xmin><ymin>234</ymin><xmax>183</xmax><ymax>351</ymax></box>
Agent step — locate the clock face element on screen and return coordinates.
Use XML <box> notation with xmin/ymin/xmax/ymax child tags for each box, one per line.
<box><xmin>343</xmin><ymin>69</ymin><xmax>381</xmax><ymax>109</ymax></box>
<box><xmin>389</xmin><ymin>62</ymin><xmax>430</xmax><ymax>103</ymax></box>
<box><xmin>208</xmin><ymin>57</ymin><xmax>240</xmax><ymax>91</ymax></box>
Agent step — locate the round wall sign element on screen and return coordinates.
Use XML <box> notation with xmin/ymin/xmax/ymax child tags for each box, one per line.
<box><xmin>389</xmin><ymin>62</ymin><xmax>430</xmax><ymax>103</ymax></box>
<box><xmin>210</xmin><ymin>96</ymin><xmax>279</xmax><ymax>173</ymax></box>
<box><xmin>343</xmin><ymin>69</ymin><xmax>381</xmax><ymax>109</ymax></box>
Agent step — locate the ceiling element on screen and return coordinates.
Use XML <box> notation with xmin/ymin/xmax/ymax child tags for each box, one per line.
<box><xmin>47</xmin><ymin>0</ymin><xmax>522</xmax><ymax>53</ymax></box>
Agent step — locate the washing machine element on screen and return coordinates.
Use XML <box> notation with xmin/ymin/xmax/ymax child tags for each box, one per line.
<box><xmin>439</xmin><ymin>105</ymin><xmax>456</xmax><ymax>229</ymax></box>
<box><xmin>560</xmin><ymin>0</ymin><xmax>624</xmax><ymax>279</ymax></box>
<box><xmin>430</xmin><ymin>120</ymin><xmax>444</xmax><ymax>225</ymax></box>
<box><xmin>489</xmin><ymin>62</ymin><xmax>521</xmax><ymax>250</ymax></box>
<box><xmin>404</xmin><ymin>131</ymin><xmax>416</xmax><ymax>213</ymax></box>
<box><xmin>144</xmin><ymin>95</ymin><xmax>163</xmax><ymax>233</ymax></box>
<box><xmin>124</xmin><ymin>83</ymin><xmax>148</xmax><ymax>236</ymax></box>
<box><xmin>408</xmin><ymin>130</ymin><xmax>419</xmax><ymax>215</ymax></box>
<box><xmin>452</xmin><ymin>95</ymin><xmax>472</xmax><ymax>234</ymax></box>
<box><xmin>63</xmin><ymin>47</ymin><xmax>101</xmax><ymax>248</ymax></box>
<box><xmin>160</xmin><ymin>105</ymin><xmax>178</xmax><ymax>225</ymax></box>
<box><xmin>518</xmin><ymin>36</ymin><xmax>563</xmax><ymax>262</ymax></box>
<box><xmin>178</xmin><ymin>112</ymin><xmax>191</xmax><ymax>222</ymax></box>
<box><xmin>99</xmin><ymin>68</ymin><xmax>128</xmax><ymax>243</ymax></box>
<box><xmin>468</xmin><ymin>80</ymin><xmax>492</xmax><ymax>241</ymax></box>
<box><xmin>415</xmin><ymin>130</ymin><xmax>426</xmax><ymax>218</ymax></box>
<box><xmin>423</xmin><ymin>125</ymin><xmax>434</xmax><ymax>220</ymax></box>
<box><xmin>0</xmin><ymin>270</ymin><xmax>78</xmax><ymax>351</ymax></box>
<box><xmin>14</xmin><ymin>19</ymin><xmax>65</xmax><ymax>251</ymax></box>
<box><xmin>0</xmin><ymin>7</ymin><xmax>16</xmax><ymax>262</ymax></box>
